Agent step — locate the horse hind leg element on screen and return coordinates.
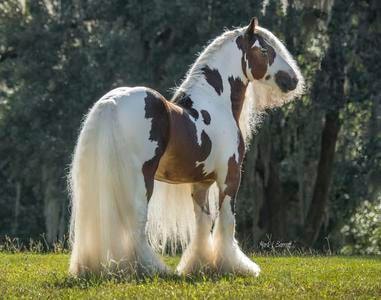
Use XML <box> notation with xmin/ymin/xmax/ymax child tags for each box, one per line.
<box><xmin>176</xmin><ymin>182</ymin><xmax>215</xmax><ymax>275</ymax></box>
<box><xmin>107</xmin><ymin>168</ymin><xmax>169</xmax><ymax>276</ymax></box>
<box><xmin>129</xmin><ymin>173</ymin><xmax>169</xmax><ymax>275</ymax></box>
<box><xmin>115</xmin><ymin>88</ymin><xmax>170</xmax><ymax>275</ymax></box>
<box><xmin>69</xmin><ymin>91</ymin><xmax>169</xmax><ymax>277</ymax></box>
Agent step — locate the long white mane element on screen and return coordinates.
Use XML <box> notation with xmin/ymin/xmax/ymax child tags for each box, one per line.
<box><xmin>172</xmin><ymin>29</ymin><xmax>243</xmax><ymax>99</ymax></box>
<box><xmin>147</xmin><ymin>25</ymin><xmax>304</xmax><ymax>258</ymax></box>
<box><xmin>171</xmin><ymin>25</ymin><xmax>304</xmax><ymax>147</ymax></box>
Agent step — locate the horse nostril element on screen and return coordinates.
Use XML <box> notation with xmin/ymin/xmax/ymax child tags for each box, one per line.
<box><xmin>289</xmin><ymin>77</ymin><xmax>298</xmax><ymax>90</ymax></box>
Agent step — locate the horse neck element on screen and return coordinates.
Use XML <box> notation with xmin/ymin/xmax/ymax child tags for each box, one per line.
<box><xmin>179</xmin><ymin>36</ymin><xmax>249</xmax><ymax>122</ymax></box>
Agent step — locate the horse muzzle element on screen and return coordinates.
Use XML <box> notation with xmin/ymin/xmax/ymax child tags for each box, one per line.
<box><xmin>275</xmin><ymin>70</ymin><xmax>298</xmax><ymax>93</ymax></box>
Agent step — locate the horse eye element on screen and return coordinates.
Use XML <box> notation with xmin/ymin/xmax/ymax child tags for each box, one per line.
<box><xmin>261</xmin><ymin>48</ymin><xmax>268</xmax><ymax>54</ymax></box>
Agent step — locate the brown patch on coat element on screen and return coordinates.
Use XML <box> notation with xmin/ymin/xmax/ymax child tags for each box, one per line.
<box><xmin>201</xmin><ymin>65</ymin><xmax>224</xmax><ymax>95</ymax></box>
<box><xmin>142</xmin><ymin>91</ymin><xmax>169</xmax><ymax>200</ymax></box>
<box><xmin>241</xmin><ymin>55</ymin><xmax>248</xmax><ymax>78</ymax></box>
<box><xmin>155</xmin><ymin>101</ymin><xmax>214</xmax><ymax>184</ymax></box>
<box><xmin>223</xmin><ymin>155</ymin><xmax>241</xmax><ymax>198</ymax></box>
<box><xmin>142</xmin><ymin>91</ymin><xmax>170</xmax><ymax>200</ymax></box>
<box><xmin>219</xmin><ymin>154</ymin><xmax>241</xmax><ymax>213</ymax></box>
<box><xmin>220</xmin><ymin>132</ymin><xmax>245</xmax><ymax>213</ymax></box>
<box><xmin>256</xmin><ymin>35</ymin><xmax>276</xmax><ymax>66</ymax></box>
<box><xmin>267</xmin><ymin>44</ymin><xmax>276</xmax><ymax>65</ymax></box>
<box><xmin>191</xmin><ymin>182</ymin><xmax>213</xmax><ymax>215</ymax></box>
<box><xmin>200</xmin><ymin>109</ymin><xmax>211</xmax><ymax>125</ymax></box>
<box><xmin>236</xmin><ymin>34</ymin><xmax>276</xmax><ymax>79</ymax></box>
<box><xmin>228</xmin><ymin>76</ymin><xmax>247</xmax><ymax>122</ymax></box>
<box><xmin>173</xmin><ymin>92</ymin><xmax>199</xmax><ymax>120</ymax></box>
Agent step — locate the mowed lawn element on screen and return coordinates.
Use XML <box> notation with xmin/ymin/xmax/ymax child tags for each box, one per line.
<box><xmin>1</xmin><ymin>253</ymin><xmax>380</xmax><ymax>299</ymax></box>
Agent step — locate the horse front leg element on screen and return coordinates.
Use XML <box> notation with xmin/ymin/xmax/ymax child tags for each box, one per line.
<box><xmin>213</xmin><ymin>160</ymin><xmax>261</xmax><ymax>276</ymax></box>
<box><xmin>176</xmin><ymin>182</ymin><xmax>215</xmax><ymax>275</ymax></box>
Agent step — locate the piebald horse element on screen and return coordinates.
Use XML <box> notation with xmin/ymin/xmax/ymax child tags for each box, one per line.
<box><xmin>69</xmin><ymin>18</ymin><xmax>304</xmax><ymax>277</ymax></box>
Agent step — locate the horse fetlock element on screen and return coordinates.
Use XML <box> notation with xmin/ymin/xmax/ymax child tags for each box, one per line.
<box><xmin>176</xmin><ymin>236</ymin><xmax>215</xmax><ymax>275</ymax></box>
<box><xmin>213</xmin><ymin>239</ymin><xmax>260</xmax><ymax>276</ymax></box>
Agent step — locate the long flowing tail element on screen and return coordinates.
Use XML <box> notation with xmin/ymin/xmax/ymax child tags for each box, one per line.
<box><xmin>69</xmin><ymin>99</ymin><xmax>165</xmax><ymax>276</ymax></box>
<box><xmin>146</xmin><ymin>181</ymin><xmax>219</xmax><ymax>255</ymax></box>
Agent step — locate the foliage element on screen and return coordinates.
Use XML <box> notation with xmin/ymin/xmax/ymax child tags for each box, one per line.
<box><xmin>0</xmin><ymin>0</ymin><xmax>379</xmax><ymax>252</ymax></box>
<box><xmin>341</xmin><ymin>196</ymin><xmax>381</xmax><ymax>255</ymax></box>
<box><xmin>0</xmin><ymin>253</ymin><xmax>380</xmax><ymax>298</ymax></box>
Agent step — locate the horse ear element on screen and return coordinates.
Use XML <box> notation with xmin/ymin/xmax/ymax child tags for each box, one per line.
<box><xmin>245</xmin><ymin>17</ymin><xmax>258</xmax><ymax>38</ymax></box>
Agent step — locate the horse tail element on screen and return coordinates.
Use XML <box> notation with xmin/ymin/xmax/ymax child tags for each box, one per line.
<box><xmin>69</xmin><ymin>99</ymin><xmax>144</xmax><ymax>275</ymax></box>
<box><xmin>146</xmin><ymin>181</ymin><xmax>219</xmax><ymax>255</ymax></box>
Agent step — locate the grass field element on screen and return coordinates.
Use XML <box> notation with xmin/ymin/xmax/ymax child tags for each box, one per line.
<box><xmin>1</xmin><ymin>253</ymin><xmax>380</xmax><ymax>299</ymax></box>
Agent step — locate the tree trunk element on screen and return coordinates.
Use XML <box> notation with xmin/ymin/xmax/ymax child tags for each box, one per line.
<box><xmin>265</xmin><ymin>160</ymin><xmax>286</xmax><ymax>240</ymax></box>
<box><xmin>303</xmin><ymin>111</ymin><xmax>340</xmax><ymax>245</ymax></box>
<box><xmin>42</xmin><ymin>165</ymin><xmax>64</xmax><ymax>244</ymax></box>
<box><xmin>368</xmin><ymin>91</ymin><xmax>381</xmax><ymax>199</ymax></box>
<box><xmin>252</xmin><ymin>120</ymin><xmax>287</xmax><ymax>242</ymax></box>
<box><xmin>12</xmin><ymin>182</ymin><xmax>21</xmax><ymax>235</ymax></box>
<box><xmin>302</xmin><ymin>0</ymin><xmax>348</xmax><ymax>247</ymax></box>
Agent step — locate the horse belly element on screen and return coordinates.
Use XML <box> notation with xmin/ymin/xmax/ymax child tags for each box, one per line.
<box><xmin>155</xmin><ymin>153</ymin><xmax>215</xmax><ymax>184</ymax></box>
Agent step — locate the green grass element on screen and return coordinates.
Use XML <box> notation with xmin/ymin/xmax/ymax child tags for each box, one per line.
<box><xmin>1</xmin><ymin>253</ymin><xmax>380</xmax><ymax>299</ymax></box>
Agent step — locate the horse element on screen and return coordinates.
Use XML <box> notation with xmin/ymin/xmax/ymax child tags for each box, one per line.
<box><xmin>69</xmin><ymin>17</ymin><xmax>304</xmax><ymax>277</ymax></box>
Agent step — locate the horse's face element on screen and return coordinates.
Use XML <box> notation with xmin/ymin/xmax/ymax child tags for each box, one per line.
<box><xmin>238</xmin><ymin>18</ymin><xmax>301</xmax><ymax>97</ymax></box>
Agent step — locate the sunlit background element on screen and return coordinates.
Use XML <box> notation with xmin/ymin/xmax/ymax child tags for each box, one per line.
<box><xmin>0</xmin><ymin>0</ymin><xmax>380</xmax><ymax>255</ymax></box>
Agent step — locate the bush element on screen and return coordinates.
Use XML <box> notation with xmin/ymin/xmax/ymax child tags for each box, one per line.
<box><xmin>340</xmin><ymin>196</ymin><xmax>381</xmax><ymax>255</ymax></box>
